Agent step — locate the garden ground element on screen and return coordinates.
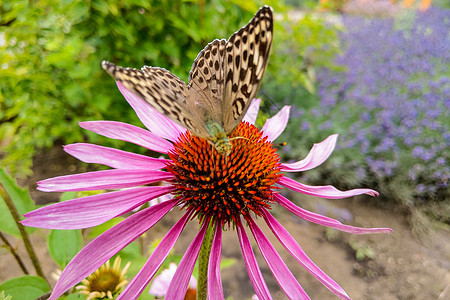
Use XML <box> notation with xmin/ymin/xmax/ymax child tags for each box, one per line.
<box><xmin>1</xmin><ymin>146</ymin><xmax>449</xmax><ymax>299</ymax></box>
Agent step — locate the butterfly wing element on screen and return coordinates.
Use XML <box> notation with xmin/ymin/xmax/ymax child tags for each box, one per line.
<box><xmin>102</xmin><ymin>6</ymin><xmax>273</xmax><ymax>140</ymax></box>
<box><xmin>222</xmin><ymin>6</ymin><xmax>273</xmax><ymax>133</ymax></box>
<box><xmin>187</xmin><ymin>6</ymin><xmax>273</xmax><ymax>135</ymax></box>
<box><xmin>187</xmin><ymin>39</ymin><xmax>227</xmax><ymax>128</ymax></box>
<box><xmin>102</xmin><ymin>61</ymin><xmax>210</xmax><ymax>138</ymax></box>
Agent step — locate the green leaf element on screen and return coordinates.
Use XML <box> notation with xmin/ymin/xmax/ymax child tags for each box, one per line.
<box><xmin>221</xmin><ymin>258</ymin><xmax>236</xmax><ymax>269</ymax></box>
<box><xmin>68</xmin><ymin>1</ymin><xmax>90</xmax><ymax>22</ymax></box>
<box><xmin>0</xmin><ymin>194</ymin><xmax>21</xmax><ymax>237</ymax></box>
<box><xmin>0</xmin><ymin>168</ymin><xmax>36</xmax><ymax>237</ymax></box>
<box><xmin>64</xmin><ymin>293</ymin><xmax>84</xmax><ymax>300</ymax></box>
<box><xmin>60</xmin><ymin>191</ymin><xmax>77</xmax><ymax>202</ymax></box>
<box><xmin>0</xmin><ymin>276</ymin><xmax>50</xmax><ymax>300</ymax></box>
<box><xmin>0</xmin><ymin>291</ymin><xmax>12</xmax><ymax>300</ymax></box>
<box><xmin>118</xmin><ymin>242</ymin><xmax>148</xmax><ymax>277</ymax></box>
<box><xmin>0</xmin><ymin>168</ymin><xmax>35</xmax><ymax>213</ymax></box>
<box><xmin>48</xmin><ymin>229</ymin><xmax>83</xmax><ymax>268</ymax></box>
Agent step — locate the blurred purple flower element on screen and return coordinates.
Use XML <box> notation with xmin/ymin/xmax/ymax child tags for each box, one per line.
<box><xmin>313</xmin><ymin>8</ymin><xmax>449</xmax><ymax>198</ymax></box>
<box><xmin>301</xmin><ymin>121</ymin><xmax>310</xmax><ymax>131</ymax></box>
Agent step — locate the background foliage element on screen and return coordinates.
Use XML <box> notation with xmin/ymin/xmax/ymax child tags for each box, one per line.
<box><xmin>0</xmin><ymin>0</ymin><xmax>295</xmax><ymax>176</ymax></box>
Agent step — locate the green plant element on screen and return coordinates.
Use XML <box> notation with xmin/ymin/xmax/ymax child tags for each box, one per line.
<box><xmin>0</xmin><ymin>0</ymin><xmax>283</xmax><ymax>177</ymax></box>
<box><xmin>0</xmin><ymin>168</ymin><xmax>237</xmax><ymax>299</ymax></box>
<box><xmin>349</xmin><ymin>240</ymin><xmax>375</xmax><ymax>261</ymax></box>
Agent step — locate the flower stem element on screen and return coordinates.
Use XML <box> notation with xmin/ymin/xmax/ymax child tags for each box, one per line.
<box><xmin>0</xmin><ymin>231</ymin><xmax>30</xmax><ymax>274</ymax></box>
<box><xmin>197</xmin><ymin>219</ymin><xmax>216</xmax><ymax>300</ymax></box>
<box><xmin>0</xmin><ymin>185</ymin><xmax>49</xmax><ymax>285</ymax></box>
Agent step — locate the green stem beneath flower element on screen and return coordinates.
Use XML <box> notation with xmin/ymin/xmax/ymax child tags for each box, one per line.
<box><xmin>0</xmin><ymin>231</ymin><xmax>29</xmax><ymax>274</ymax></box>
<box><xmin>197</xmin><ymin>220</ymin><xmax>216</xmax><ymax>300</ymax></box>
<box><xmin>0</xmin><ymin>185</ymin><xmax>49</xmax><ymax>285</ymax></box>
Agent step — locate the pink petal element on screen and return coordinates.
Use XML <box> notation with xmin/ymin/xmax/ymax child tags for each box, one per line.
<box><xmin>79</xmin><ymin>121</ymin><xmax>173</xmax><ymax>154</ymax></box>
<box><xmin>22</xmin><ymin>186</ymin><xmax>175</xmax><ymax>229</ymax></box>
<box><xmin>47</xmin><ymin>200</ymin><xmax>177</xmax><ymax>300</ymax></box>
<box><xmin>208</xmin><ymin>220</ymin><xmax>224</xmax><ymax>299</ymax></box>
<box><xmin>276</xmin><ymin>192</ymin><xmax>340</xmax><ymax>225</ymax></box>
<box><xmin>37</xmin><ymin>169</ymin><xmax>173</xmax><ymax>192</ymax></box>
<box><xmin>248</xmin><ymin>218</ymin><xmax>310</xmax><ymax>299</ymax></box>
<box><xmin>117</xmin><ymin>82</ymin><xmax>186</xmax><ymax>142</ymax></box>
<box><xmin>236</xmin><ymin>220</ymin><xmax>272</xmax><ymax>300</ymax></box>
<box><xmin>118</xmin><ymin>211</ymin><xmax>192</xmax><ymax>299</ymax></box>
<box><xmin>261</xmin><ymin>209</ymin><xmax>351</xmax><ymax>300</ymax></box>
<box><xmin>275</xmin><ymin>194</ymin><xmax>393</xmax><ymax>234</ymax></box>
<box><xmin>243</xmin><ymin>98</ymin><xmax>261</xmax><ymax>125</ymax></box>
<box><xmin>261</xmin><ymin>105</ymin><xmax>291</xmax><ymax>142</ymax></box>
<box><xmin>279</xmin><ymin>176</ymin><xmax>379</xmax><ymax>199</ymax></box>
<box><xmin>165</xmin><ymin>220</ymin><xmax>208</xmax><ymax>299</ymax></box>
<box><xmin>281</xmin><ymin>134</ymin><xmax>338</xmax><ymax>172</ymax></box>
<box><xmin>64</xmin><ymin>143</ymin><xmax>169</xmax><ymax>170</ymax></box>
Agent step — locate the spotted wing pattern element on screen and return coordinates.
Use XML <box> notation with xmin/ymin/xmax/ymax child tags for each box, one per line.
<box><xmin>187</xmin><ymin>6</ymin><xmax>273</xmax><ymax>134</ymax></box>
<box><xmin>102</xmin><ymin>6</ymin><xmax>273</xmax><ymax>139</ymax></box>
<box><xmin>222</xmin><ymin>6</ymin><xmax>273</xmax><ymax>133</ymax></box>
<box><xmin>101</xmin><ymin>61</ymin><xmax>209</xmax><ymax>138</ymax></box>
<box><xmin>187</xmin><ymin>39</ymin><xmax>227</xmax><ymax>127</ymax></box>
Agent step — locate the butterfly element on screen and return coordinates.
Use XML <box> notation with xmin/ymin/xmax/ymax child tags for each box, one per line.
<box><xmin>102</xmin><ymin>6</ymin><xmax>273</xmax><ymax>156</ymax></box>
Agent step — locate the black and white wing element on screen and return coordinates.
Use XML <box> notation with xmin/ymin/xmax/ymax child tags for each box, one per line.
<box><xmin>101</xmin><ymin>61</ymin><xmax>210</xmax><ymax>138</ymax></box>
<box><xmin>221</xmin><ymin>6</ymin><xmax>273</xmax><ymax>133</ymax></box>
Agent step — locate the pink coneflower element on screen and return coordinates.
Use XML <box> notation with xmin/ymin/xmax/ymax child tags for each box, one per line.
<box><xmin>22</xmin><ymin>82</ymin><xmax>391</xmax><ymax>300</ymax></box>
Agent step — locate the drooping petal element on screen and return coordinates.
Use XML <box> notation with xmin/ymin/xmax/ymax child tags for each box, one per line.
<box><xmin>279</xmin><ymin>176</ymin><xmax>379</xmax><ymax>199</ymax></box>
<box><xmin>165</xmin><ymin>220</ymin><xmax>208</xmax><ymax>299</ymax></box>
<box><xmin>208</xmin><ymin>220</ymin><xmax>224</xmax><ymax>299</ymax></box>
<box><xmin>278</xmin><ymin>193</ymin><xmax>341</xmax><ymax>226</ymax></box>
<box><xmin>247</xmin><ymin>217</ymin><xmax>310</xmax><ymax>300</ymax></box>
<box><xmin>47</xmin><ymin>200</ymin><xmax>177</xmax><ymax>300</ymax></box>
<box><xmin>281</xmin><ymin>134</ymin><xmax>338</xmax><ymax>172</ymax></box>
<box><xmin>275</xmin><ymin>194</ymin><xmax>392</xmax><ymax>234</ymax></box>
<box><xmin>261</xmin><ymin>209</ymin><xmax>351</xmax><ymax>300</ymax></box>
<box><xmin>79</xmin><ymin>121</ymin><xmax>173</xmax><ymax>154</ymax></box>
<box><xmin>64</xmin><ymin>143</ymin><xmax>169</xmax><ymax>170</ymax></box>
<box><xmin>118</xmin><ymin>211</ymin><xmax>192</xmax><ymax>299</ymax></box>
<box><xmin>261</xmin><ymin>105</ymin><xmax>291</xmax><ymax>142</ymax></box>
<box><xmin>37</xmin><ymin>169</ymin><xmax>173</xmax><ymax>192</ymax></box>
<box><xmin>236</xmin><ymin>220</ymin><xmax>272</xmax><ymax>300</ymax></box>
<box><xmin>22</xmin><ymin>186</ymin><xmax>175</xmax><ymax>229</ymax></box>
<box><xmin>243</xmin><ymin>98</ymin><xmax>261</xmax><ymax>125</ymax></box>
<box><xmin>117</xmin><ymin>82</ymin><xmax>186</xmax><ymax>142</ymax></box>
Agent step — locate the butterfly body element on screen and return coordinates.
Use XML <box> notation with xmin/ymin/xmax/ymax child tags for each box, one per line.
<box><xmin>206</xmin><ymin>120</ymin><xmax>233</xmax><ymax>157</ymax></box>
<box><xmin>102</xmin><ymin>6</ymin><xmax>273</xmax><ymax>156</ymax></box>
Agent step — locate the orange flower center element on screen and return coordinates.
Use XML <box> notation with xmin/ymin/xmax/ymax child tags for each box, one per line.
<box><xmin>167</xmin><ymin>122</ymin><xmax>282</xmax><ymax>226</ymax></box>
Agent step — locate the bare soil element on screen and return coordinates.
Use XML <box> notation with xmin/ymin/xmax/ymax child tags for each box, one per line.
<box><xmin>1</xmin><ymin>146</ymin><xmax>449</xmax><ymax>299</ymax></box>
